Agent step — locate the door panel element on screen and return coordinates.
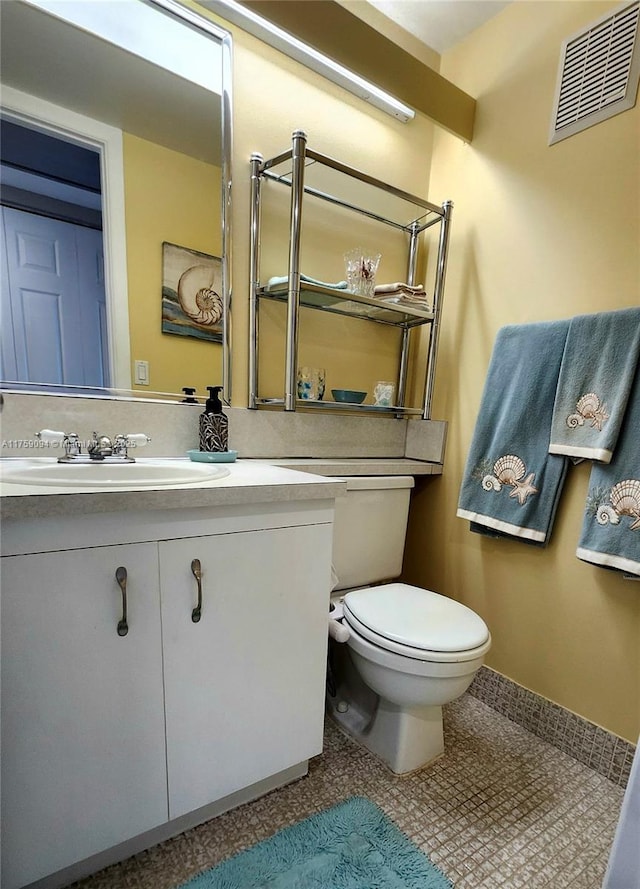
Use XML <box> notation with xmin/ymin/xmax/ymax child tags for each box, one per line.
<box><xmin>160</xmin><ymin>524</ymin><xmax>332</xmax><ymax>819</ymax></box>
<box><xmin>0</xmin><ymin>207</ymin><xmax>108</xmax><ymax>387</ymax></box>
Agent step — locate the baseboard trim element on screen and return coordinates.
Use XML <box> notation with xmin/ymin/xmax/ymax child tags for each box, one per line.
<box><xmin>469</xmin><ymin>666</ymin><xmax>636</xmax><ymax>788</ymax></box>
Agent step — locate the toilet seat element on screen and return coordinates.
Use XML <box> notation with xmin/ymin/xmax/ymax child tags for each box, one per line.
<box><xmin>343</xmin><ymin>583</ymin><xmax>491</xmax><ymax>664</ymax></box>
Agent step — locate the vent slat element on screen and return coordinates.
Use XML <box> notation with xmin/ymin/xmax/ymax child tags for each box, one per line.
<box><xmin>605</xmin><ymin>63</ymin><xmax>633</xmax><ymax>81</ymax></box>
<box><xmin>558</xmin><ymin>79</ymin><xmax>583</xmax><ymax>97</ymax></box>
<box><xmin>613</xmin><ymin>20</ymin><xmax>639</xmax><ymax>38</ymax></box>
<box><xmin>611</xmin><ymin>33</ymin><xmax>638</xmax><ymax>52</ymax></box>
<box><xmin>563</xmin><ymin>56</ymin><xmax>587</xmax><ymax>73</ymax></box>
<box><xmin>605</xmin><ymin>63</ymin><xmax>633</xmax><ymax>82</ymax></box>
<box><xmin>578</xmin><ymin>98</ymin><xmax>605</xmax><ymax>116</ymax></box>
<box><xmin>582</xmin><ymin>61</ymin><xmax>608</xmax><ymax>81</ymax></box>
<box><xmin>551</xmin><ymin>0</ymin><xmax>639</xmax><ymax>143</ymax></box>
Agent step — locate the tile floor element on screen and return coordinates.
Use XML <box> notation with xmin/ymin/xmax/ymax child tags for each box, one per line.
<box><xmin>71</xmin><ymin>694</ymin><xmax>625</xmax><ymax>889</ymax></box>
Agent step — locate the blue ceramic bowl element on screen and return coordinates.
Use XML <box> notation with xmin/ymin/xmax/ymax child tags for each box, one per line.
<box><xmin>331</xmin><ymin>389</ymin><xmax>367</xmax><ymax>404</ymax></box>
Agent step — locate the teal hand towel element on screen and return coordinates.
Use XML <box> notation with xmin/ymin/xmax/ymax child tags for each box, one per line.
<box><xmin>264</xmin><ymin>274</ymin><xmax>348</xmax><ymax>290</ymax></box>
<box><xmin>577</xmin><ymin>358</ymin><xmax>640</xmax><ymax>576</ymax></box>
<box><xmin>457</xmin><ymin>321</ymin><xmax>570</xmax><ymax>545</ymax></box>
<box><xmin>549</xmin><ymin>307</ymin><xmax>640</xmax><ymax>463</ymax></box>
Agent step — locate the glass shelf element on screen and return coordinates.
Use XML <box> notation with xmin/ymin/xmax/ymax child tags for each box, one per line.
<box><xmin>258</xmin><ymin>282</ymin><xmax>433</xmax><ymax>329</ymax></box>
<box><xmin>260</xmin><ymin>148</ymin><xmax>444</xmax><ymax>233</ymax></box>
<box><xmin>255</xmin><ymin>397</ymin><xmax>424</xmax><ymax>416</ymax></box>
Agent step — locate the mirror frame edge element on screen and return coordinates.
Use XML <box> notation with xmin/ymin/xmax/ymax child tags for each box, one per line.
<box><xmin>148</xmin><ymin>0</ymin><xmax>234</xmax><ymax>405</ymax></box>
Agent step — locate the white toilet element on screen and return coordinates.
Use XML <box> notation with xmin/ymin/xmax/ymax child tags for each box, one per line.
<box><xmin>327</xmin><ymin>476</ymin><xmax>491</xmax><ymax>774</ymax></box>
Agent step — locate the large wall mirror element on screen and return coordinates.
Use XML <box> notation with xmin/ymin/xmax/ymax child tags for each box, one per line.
<box><xmin>0</xmin><ymin>0</ymin><xmax>232</xmax><ymax>402</ymax></box>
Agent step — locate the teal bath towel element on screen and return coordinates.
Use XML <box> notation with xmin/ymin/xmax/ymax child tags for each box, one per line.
<box><xmin>577</xmin><ymin>359</ymin><xmax>640</xmax><ymax>576</ymax></box>
<box><xmin>457</xmin><ymin>321</ymin><xmax>570</xmax><ymax>545</ymax></box>
<box><xmin>549</xmin><ymin>307</ymin><xmax>640</xmax><ymax>464</ymax></box>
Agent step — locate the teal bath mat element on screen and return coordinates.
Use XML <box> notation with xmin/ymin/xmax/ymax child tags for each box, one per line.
<box><xmin>178</xmin><ymin>796</ymin><xmax>452</xmax><ymax>888</ymax></box>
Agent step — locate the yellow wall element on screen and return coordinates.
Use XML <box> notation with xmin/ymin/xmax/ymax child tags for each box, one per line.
<box><xmin>403</xmin><ymin>1</ymin><xmax>640</xmax><ymax>741</ymax></box>
<box><xmin>193</xmin><ymin>0</ymin><xmax>638</xmax><ymax>740</ymax></box>
<box><xmin>123</xmin><ymin>133</ymin><xmax>223</xmax><ymax>396</ymax></box>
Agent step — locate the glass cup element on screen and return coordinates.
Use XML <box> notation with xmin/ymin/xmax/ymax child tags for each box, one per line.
<box><xmin>297</xmin><ymin>367</ymin><xmax>326</xmax><ymax>401</ymax></box>
<box><xmin>344</xmin><ymin>248</ymin><xmax>381</xmax><ymax>298</ymax></box>
<box><xmin>374</xmin><ymin>380</ymin><xmax>395</xmax><ymax>407</ymax></box>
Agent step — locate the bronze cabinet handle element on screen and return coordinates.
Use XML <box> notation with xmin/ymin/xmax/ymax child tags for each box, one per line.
<box><xmin>191</xmin><ymin>559</ymin><xmax>203</xmax><ymax>623</ymax></box>
<box><xmin>115</xmin><ymin>566</ymin><xmax>128</xmax><ymax>636</ymax></box>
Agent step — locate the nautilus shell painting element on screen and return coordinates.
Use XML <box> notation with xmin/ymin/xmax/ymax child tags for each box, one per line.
<box><xmin>162</xmin><ymin>242</ymin><xmax>223</xmax><ymax>342</ymax></box>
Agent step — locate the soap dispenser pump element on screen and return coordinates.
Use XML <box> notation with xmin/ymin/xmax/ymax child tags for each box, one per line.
<box><xmin>199</xmin><ymin>386</ymin><xmax>228</xmax><ymax>452</ymax></box>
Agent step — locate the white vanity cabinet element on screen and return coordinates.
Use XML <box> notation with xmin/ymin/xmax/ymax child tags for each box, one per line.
<box><xmin>1</xmin><ymin>542</ymin><xmax>168</xmax><ymax>889</ymax></box>
<box><xmin>1</xmin><ymin>498</ymin><xmax>334</xmax><ymax>889</ymax></box>
<box><xmin>160</xmin><ymin>524</ymin><xmax>330</xmax><ymax>819</ymax></box>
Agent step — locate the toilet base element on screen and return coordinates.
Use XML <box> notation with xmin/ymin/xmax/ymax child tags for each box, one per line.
<box><xmin>367</xmin><ymin>700</ymin><xmax>445</xmax><ymax>774</ymax></box>
<box><xmin>331</xmin><ymin>696</ymin><xmax>444</xmax><ymax>774</ymax></box>
<box><xmin>327</xmin><ymin>637</ymin><xmax>447</xmax><ymax>774</ymax></box>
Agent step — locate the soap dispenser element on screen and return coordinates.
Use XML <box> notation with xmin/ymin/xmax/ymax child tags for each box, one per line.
<box><xmin>181</xmin><ymin>387</ymin><xmax>198</xmax><ymax>404</ymax></box>
<box><xmin>199</xmin><ymin>386</ymin><xmax>228</xmax><ymax>452</ymax></box>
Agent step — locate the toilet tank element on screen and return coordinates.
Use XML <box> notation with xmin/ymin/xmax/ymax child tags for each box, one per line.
<box><xmin>332</xmin><ymin>476</ymin><xmax>415</xmax><ymax>591</ymax></box>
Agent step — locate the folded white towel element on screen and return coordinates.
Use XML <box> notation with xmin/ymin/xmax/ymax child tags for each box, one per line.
<box><xmin>374</xmin><ymin>282</ymin><xmax>426</xmax><ymax>295</ymax></box>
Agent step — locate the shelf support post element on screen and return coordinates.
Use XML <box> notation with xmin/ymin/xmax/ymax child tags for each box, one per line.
<box><xmin>406</xmin><ymin>221</ymin><xmax>420</xmax><ymax>286</ymax></box>
<box><xmin>423</xmin><ymin>200</ymin><xmax>453</xmax><ymax>420</ymax></box>
<box><xmin>284</xmin><ymin>130</ymin><xmax>307</xmax><ymax>411</ymax></box>
<box><xmin>397</xmin><ymin>221</ymin><xmax>422</xmax><ymax>410</ymax></box>
<box><xmin>248</xmin><ymin>152</ymin><xmax>263</xmax><ymax>409</ymax></box>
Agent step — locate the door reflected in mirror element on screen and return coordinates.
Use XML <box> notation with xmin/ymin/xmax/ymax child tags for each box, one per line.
<box><xmin>1</xmin><ymin>121</ymin><xmax>109</xmax><ymax>389</ymax></box>
<box><xmin>0</xmin><ymin>0</ymin><xmax>232</xmax><ymax>402</ymax></box>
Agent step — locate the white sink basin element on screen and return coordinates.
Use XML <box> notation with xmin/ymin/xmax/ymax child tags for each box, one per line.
<box><xmin>0</xmin><ymin>459</ymin><xmax>230</xmax><ymax>488</ymax></box>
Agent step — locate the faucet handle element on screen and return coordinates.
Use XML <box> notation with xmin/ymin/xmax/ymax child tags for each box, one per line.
<box><xmin>35</xmin><ymin>429</ymin><xmax>66</xmax><ymax>444</ymax></box>
<box><xmin>36</xmin><ymin>429</ymin><xmax>81</xmax><ymax>458</ymax></box>
<box><xmin>122</xmin><ymin>434</ymin><xmax>151</xmax><ymax>447</ymax></box>
<box><xmin>112</xmin><ymin>433</ymin><xmax>150</xmax><ymax>459</ymax></box>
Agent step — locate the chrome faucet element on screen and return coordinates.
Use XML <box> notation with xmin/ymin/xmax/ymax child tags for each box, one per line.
<box><xmin>88</xmin><ymin>432</ymin><xmax>114</xmax><ymax>460</ymax></box>
<box><xmin>35</xmin><ymin>430</ymin><xmax>151</xmax><ymax>463</ymax></box>
<box><xmin>88</xmin><ymin>432</ymin><xmax>151</xmax><ymax>461</ymax></box>
<box><xmin>113</xmin><ymin>434</ymin><xmax>129</xmax><ymax>458</ymax></box>
<box><xmin>63</xmin><ymin>432</ymin><xmax>82</xmax><ymax>459</ymax></box>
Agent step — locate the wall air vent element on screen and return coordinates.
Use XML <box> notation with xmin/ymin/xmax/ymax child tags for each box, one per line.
<box><xmin>549</xmin><ymin>0</ymin><xmax>640</xmax><ymax>144</ymax></box>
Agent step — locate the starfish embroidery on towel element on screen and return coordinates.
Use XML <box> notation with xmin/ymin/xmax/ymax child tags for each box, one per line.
<box><xmin>566</xmin><ymin>392</ymin><xmax>609</xmax><ymax>432</ymax></box>
<box><xmin>509</xmin><ymin>473</ymin><xmax>538</xmax><ymax>505</ymax></box>
<box><xmin>480</xmin><ymin>455</ymin><xmax>538</xmax><ymax>506</ymax></box>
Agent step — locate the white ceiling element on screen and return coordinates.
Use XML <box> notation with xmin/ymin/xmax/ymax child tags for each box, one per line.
<box><xmin>366</xmin><ymin>0</ymin><xmax>511</xmax><ymax>53</ymax></box>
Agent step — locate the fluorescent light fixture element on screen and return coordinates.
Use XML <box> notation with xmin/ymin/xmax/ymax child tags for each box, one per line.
<box><xmin>199</xmin><ymin>0</ymin><xmax>415</xmax><ymax>122</ymax></box>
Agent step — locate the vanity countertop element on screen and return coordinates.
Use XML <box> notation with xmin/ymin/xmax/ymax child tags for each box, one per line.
<box><xmin>252</xmin><ymin>457</ymin><xmax>443</xmax><ymax>477</ymax></box>
<box><xmin>0</xmin><ymin>460</ymin><xmax>345</xmax><ymax>521</ymax></box>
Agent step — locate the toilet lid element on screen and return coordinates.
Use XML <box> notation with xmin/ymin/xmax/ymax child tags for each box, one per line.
<box><xmin>343</xmin><ymin>583</ymin><xmax>490</xmax><ymax>653</ymax></box>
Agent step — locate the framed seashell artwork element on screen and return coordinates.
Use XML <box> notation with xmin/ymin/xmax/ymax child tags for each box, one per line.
<box><xmin>162</xmin><ymin>242</ymin><xmax>223</xmax><ymax>342</ymax></box>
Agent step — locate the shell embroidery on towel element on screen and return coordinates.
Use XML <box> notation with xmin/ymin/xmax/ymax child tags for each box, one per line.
<box><xmin>475</xmin><ymin>455</ymin><xmax>539</xmax><ymax>506</ymax></box>
<box><xmin>566</xmin><ymin>392</ymin><xmax>609</xmax><ymax>432</ymax></box>
<box><xmin>587</xmin><ymin>479</ymin><xmax>640</xmax><ymax>531</ymax></box>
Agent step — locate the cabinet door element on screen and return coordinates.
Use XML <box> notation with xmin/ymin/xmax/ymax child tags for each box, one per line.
<box><xmin>160</xmin><ymin>523</ymin><xmax>332</xmax><ymax>819</ymax></box>
<box><xmin>1</xmin><ymin>544</ymin><xmax>167</xmax><ymax>889</ymax></box>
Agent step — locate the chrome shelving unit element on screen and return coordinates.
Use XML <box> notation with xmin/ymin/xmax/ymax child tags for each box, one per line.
<box><xmin>249</xmin><ymin>130</ymin><xmax>453</xmax><ymax>419</ymax></box>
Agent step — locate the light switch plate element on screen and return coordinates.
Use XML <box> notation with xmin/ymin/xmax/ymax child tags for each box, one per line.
<box><xmin>134</xmin><ymin>360</ymin><xmax>149</xmax><ymax>385</ymax></box>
